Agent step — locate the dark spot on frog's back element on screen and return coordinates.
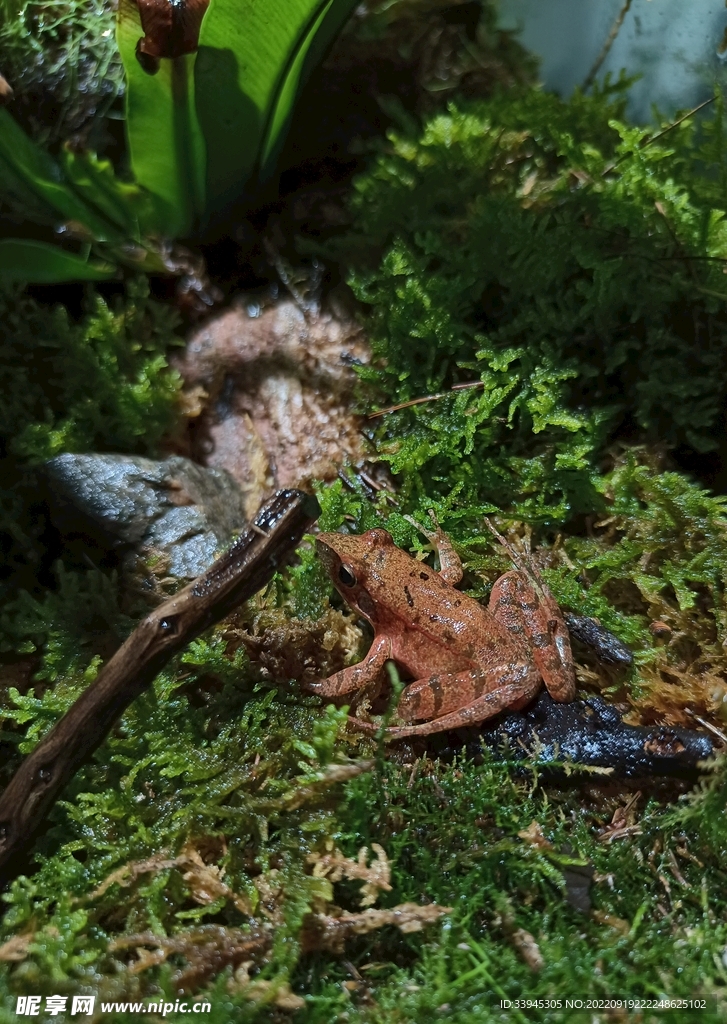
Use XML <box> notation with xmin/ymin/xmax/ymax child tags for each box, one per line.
<box><xmin>367</xmin><ymin>528</ymin><xmax>393</xmax><ymax>549</ymax></box>
<box><xmin>403</xmin><ymin>585</ymin><xmax>415</xmax><ymax>608</ymax></box>
<box><xmin>532</xmin><ymin>632</ymin><xmax>552</xmax><ymax>648</ymax></box>
<box><xmin>420</xmin><ymin>572</ymin><xmax>429</xmax><ymax>581</ymax></box>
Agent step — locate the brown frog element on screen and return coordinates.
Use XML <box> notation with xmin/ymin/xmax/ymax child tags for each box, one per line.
<box><xmin>305</xmin><ymin>521</ymin><xmax>576</xmax><ymax>739</ymax></box>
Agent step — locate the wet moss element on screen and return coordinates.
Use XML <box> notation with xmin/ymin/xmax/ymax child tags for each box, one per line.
<box><xmin>0</xmin><ymin>0</ymin><xmax>123</xmax><ymax>148</ymax></box>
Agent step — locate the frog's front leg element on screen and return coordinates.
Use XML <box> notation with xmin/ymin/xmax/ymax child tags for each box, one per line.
<box><xmin>405</xmin><ymin>514</ymin><xmax>463</xmax><ymax>585</ymax></box>
<box><xmin>304</xmin><ymin>634</ymin><xmax>392</xmax><ymax>698</ymax></box>
<box><xmin>489</xmin><ymin>570</ymin><xmax>575</xmax><ymax>702</ymax></box>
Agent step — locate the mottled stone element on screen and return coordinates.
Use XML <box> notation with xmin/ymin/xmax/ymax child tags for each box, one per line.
<box><xmin>45</xmin><ymin>453</ymin><xmax>246</xmax><ymax>577</ymax></box>
<box><xmin>175</xmin><ymin>296</ymin><xmax>370</xmax><ymax>517</ymax></box>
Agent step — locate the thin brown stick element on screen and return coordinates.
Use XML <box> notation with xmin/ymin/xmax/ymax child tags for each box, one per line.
<box><xmin>367</xmin><ymin>380</ymin><xmax>483</xmax><ymax>419</ymax></box>
<box><xmin>483</xmin><ymin>516</ymin><xmax>550</xmax><ymax>602</ymax></box>
<box><xmin>685</xmin><ymin>709</ymin><xmax>727</xmax><ymax>745</ymax></box>
<box><xmin>602</xmin><ymin>95</ymin><xmax>716</xmax><ymax>176</ymax></box>
<box><xmin>653</xmin><ymin>199</ymin><xmax>699</xmax><ymax>287</ymax></box>
<box><xmin>0</xmin><ymin>489</ymin><xmax>320</xmax><ymax>883</ymax></box>
<box><xmin>582</xmin><ymin>0</ymin><xmax>633</xmax><ymax>93</ymax></box>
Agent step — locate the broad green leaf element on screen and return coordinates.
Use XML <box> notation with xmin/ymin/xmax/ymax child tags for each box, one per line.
<box><xmin>195</xmin><ymin>0</ymin><xmax>355</xmax><ymax>217</ymax></box>
<box><xmin>0</xmin><ymin>240</ymin><xmax>115</xmax><ymax>284</ymax></box>
<box><xmin>0</xmin><ymin>153</ymin><xmax>59</xmax><ymax>225</ymax></box>
<box><xmin>0</xmin><ymin>111</ymin><xmax>121</xmax><ymax>240</ymax></box>
<box><xmin>61</xmin><ymin>149</ymin><xmax>158</xmax><ymax>239</ymax></box>
<box><xmin>117</xmin><ymin>0</ymin><xmax>206</xmax><ymax>237</ymax></box>
<box><xmin>259</xmin><ymin>0</ymin><xmax>359</xmax><ymax>179</ymax></box>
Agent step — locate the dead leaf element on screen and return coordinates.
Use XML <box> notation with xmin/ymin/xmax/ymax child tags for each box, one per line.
<box><xmin>591</xmin><ymin>910</ymin><xmax>630</xmax><ymax>934</ymax></box>
<box><xmin>511</xmin><ymin>928</ymin><xmax>544</xmax><ymax>972</ymax></box>
<box><xmin>179</xmin><ymin>843</ymin><xmax>253</xmax><ymax>915</ymax></box>
<box><xmin>0</xmin><ymin>73</ymin><xmax>13</xmax><ymax>103</ymax></box>
<box><xmin>309</xmin><ymin>843</ymin><xmax>391</xmax><ymax>907</ymax></box>
<box><xmin>85</xmin><ymin>853</ymin><xmax>179</xmax><ymax>902</ymax></box>
<box><xmin>518</xmin><ymin>821</ymin><xmax>553</xmax><ymax>850</ymax></box>
<box><xmin>239</xmin><ymin>979</ymin><xmax>305</xmax><ymax>1011</ymax></box>
<box><xmin>84</xmin><ymin>840</ymin><xmax>252</xmax><ymax>915</ymax></box>
<box><xmin>0</xmin><ymin>934</ymin><xmax>33</xmax><ymax>962</ymax></box>
<box><xmin>285</xmin><ymin>759</ymin><xmax>374</xmax><ymax>810</ymax></box>
<box><xmin>302</xmin><ymin>902</ymin><xmax>451</xmax><ymax>953</ymax></box>
<box><xmin>598</xmin><ymin>792</ymin><xmax>642</xmax><ymax>843</ymax></box>
<box><xmin>110</xmin><ymin>925</ymin><xmax>271</xmax><ymax>993</ymax></box>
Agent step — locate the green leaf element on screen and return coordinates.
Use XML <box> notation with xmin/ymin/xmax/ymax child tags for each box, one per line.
<box><xmin>0</xmin><ymin>240</ymin><xmax>115</xmax><ymax>284</ymax></box>
<box><xmin>259</xmin><ymin>0</ymin><xmax>359</xmax><ymax>179</ymax></box>
<box><xmin>117</xmin><ymin>1</ymin><xmax>206</xmax><ymax>237</ymax></box>
<box><xmin>60</xmin><ymin>149</ymin><xmax>156</xmax><ymax>239</ymax></box>
<box><xmin>195</xmin><ymin>0</ymin><xmax>357</xmax><ymax>217</ymax></box>
<box><xmin>0</xmin><ymin>111</ymin><xmax>120</xmax><ymax>240</ymax></box>
<box><xmin>114</xmin><ymin>0</ymin><xmax>357</xmax><ymax>229</ymax></box>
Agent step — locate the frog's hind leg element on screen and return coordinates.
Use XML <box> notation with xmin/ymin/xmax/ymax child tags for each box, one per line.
<box><xmin>489</xmin><ymin>570</ymin><xmax>575</xmax><ymax>703</ymax></box>
<box><xmin>350</xmin><ymin>664</ymin><xmax>542</xmax><ymax>739</ymax></box>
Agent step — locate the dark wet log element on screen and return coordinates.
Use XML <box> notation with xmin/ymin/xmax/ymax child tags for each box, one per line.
<box><xmin>564</xmin><ymin>612</ymin><xmax>634</xmax><ymax>667</ymax></box>
<box><xmin>440</xmin><ymin>691</ymin><xmax>716</xmax><ymax>778</ymax></box>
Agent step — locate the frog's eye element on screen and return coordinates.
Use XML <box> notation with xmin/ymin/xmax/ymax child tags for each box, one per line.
<box><xmin>338</xmin><ymin>564</ymin><xmax>357</xmax><ymax>587</ymax></box>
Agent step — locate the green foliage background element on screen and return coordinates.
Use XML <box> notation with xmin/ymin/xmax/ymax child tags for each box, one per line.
<box><xmin>0</xmin><ymin>279</ymin><xmax>182</xmax><ymax>621</ymax></box>
<box><xmin>4</xmin><ymin>4</ymin><xmax>727</xmax><ymax>1022</ymax></box>
<box><xmin>340</xmin><ymin>84</ymin><xmax>727</xmax><ymax>522</ymax></box>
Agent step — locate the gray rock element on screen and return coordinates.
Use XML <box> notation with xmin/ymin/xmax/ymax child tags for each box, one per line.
<box><xmin>45</xmin><ymin>453</ymin><xmax>247</xmax><ymax>578</ymax></box>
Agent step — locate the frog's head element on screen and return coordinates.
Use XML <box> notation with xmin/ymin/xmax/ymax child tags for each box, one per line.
<box><xmin>316</xmin><ymin>529</ymin><xmax>395</xmax><ymax>624</ymax></box>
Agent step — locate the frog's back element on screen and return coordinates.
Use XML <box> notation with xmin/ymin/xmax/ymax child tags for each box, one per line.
<box><xmin>366</xmin><ymin>548</ymin><xmax>508</xmax><ymax>656</ymax></box>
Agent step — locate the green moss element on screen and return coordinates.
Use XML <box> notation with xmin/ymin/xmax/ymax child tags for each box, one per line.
<box><xmin>324</xmin><ymin>753</ymin><xmax>727</xmax><ymax>1023</ymax></box>
<box><xmin>0</xmin><ymin>0</ymin><xmax>123</xmax><ymax>148</ymax></box>
<box><xmin>337</xmin><ymin>85</ymin><xmax>727</xmax><ymax>522</ymax></box>
<box><xmin>0</xmin><ymin>278</ymin><xmax>182</xmax><ymax>465</ymax></box>
<box><xmin>0</xmin><ymin>637</ymin><xmax>357</xmax><ymax>1009</ymax></box>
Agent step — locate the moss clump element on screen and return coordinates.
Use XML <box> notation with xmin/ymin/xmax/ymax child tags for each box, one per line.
<box><xmin>339</xmin><ymin>85</ymin><xmax>727</xmax><ymax>521</ymax></box>
<box><xmin>0</xmin><ymin>639</ymin><xmax>360</xmax><ymax>1009</ymax></box>
<box><xmin>1</xmin><ymin>280</ymin><xmax>181</xmax><ymax>466</ymax></box>
<box><xmin>0</xmin><ymin>0</ymin><xmax>123</xmax><ymax>147</ymax></box>
<box><xmin>325</xmin><ymin>753</ymin><xmax>727</xmax><ymax>1023</ymax></box>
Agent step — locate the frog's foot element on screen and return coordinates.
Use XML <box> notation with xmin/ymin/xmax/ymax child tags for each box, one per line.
<box><xmin>403</xmin><ymin>512</ymin><xmax>463</xmax><ymax>585</ymax></box>
<box><xmin>349</xmin><ymin>667</ymin><xmax>542</xmax><ymax>740</ymax></box>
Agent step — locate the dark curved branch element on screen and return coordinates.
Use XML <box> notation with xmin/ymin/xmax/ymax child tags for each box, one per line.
<box><xmin>0</xmin><ymin>488</ymin><xmax>320</xmax><ymax>884</ymax></box>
